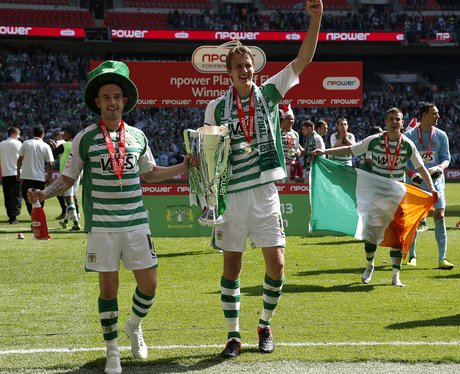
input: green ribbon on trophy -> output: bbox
[184,126,231,226]
[183,129,206,208]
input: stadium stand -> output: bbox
[0,8,94,27]
[399,0,441,10]
[0,0,69,4]
[105,11,168,29]
[123,0,212,9]
[262,0,351,11]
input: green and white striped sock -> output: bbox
[364,241,377,264]
[258,275,284,329]
[221,276,241,342]
[129,287,155,327]
[98,298,118,342]
[390,249,403,276]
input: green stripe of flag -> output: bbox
[311,157,359,236]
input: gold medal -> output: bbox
[244,146,252,155]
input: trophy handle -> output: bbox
[183,129,198,154]
[219,135,231,177]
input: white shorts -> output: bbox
[85,227,157,272]
[212,183,286,252]
[64,175,81,197]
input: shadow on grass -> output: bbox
[159,250,218,258]
[386,314,460,330]
[431,272,460,279]
[300,239,360,246]
[296,265,386,277]
[59,353,227,373]
[238,282,375,296]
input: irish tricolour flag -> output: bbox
[310,157,435,257]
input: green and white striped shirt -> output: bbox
[330,132,356,166]
[63,123,156,232]
[204,64,299,193]
[350,133,423,181]
[281,129,300,161]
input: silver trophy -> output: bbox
[184,126,231,226]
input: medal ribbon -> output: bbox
[384,132,402,175]
[417,126,434,156]
[233,87,255,144]
[99,119,125,182]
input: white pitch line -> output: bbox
[2,341,460,355]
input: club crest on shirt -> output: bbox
[87,253,97,262]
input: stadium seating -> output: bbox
[105,11,168,29]
[123,0,212,9]
[398,0,441,10]
[262,0,351,11]
[0,8,94,26]
[0,0,69,4]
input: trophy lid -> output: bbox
[197,126,229,136]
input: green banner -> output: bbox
[142,183,311,237]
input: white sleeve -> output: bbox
[62,134,84,180]
[262,63,299,97]
[315,134,325,151]
[350,136,375,157]
[204,98,220,126]
[46,145,54,163]
[349,133,356,144]
[330,133,337,147]
[139,146,157,174]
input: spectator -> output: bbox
[0,126,22,223]
[17,125,54,215]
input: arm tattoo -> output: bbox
[44,179,67,199]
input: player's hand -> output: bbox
[430,190,439,203]
[185,153,198,169]
[408,171,423,186]
[306,0,323,16]
[312,149,325,157]
[27,188,43,204]
[428,165,443,180]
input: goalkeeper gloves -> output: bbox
[407,170,422,186]
[428,165,443,180]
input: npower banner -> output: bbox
[90,61,362,108]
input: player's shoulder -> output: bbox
[404,127,417,137]
[74,124,98,143]
[207,95,225,109]
[125,123,144,135]
[401,133,417,147]
[434,126,448,137]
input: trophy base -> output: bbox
[198,209,225,226]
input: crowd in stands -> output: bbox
[162,4,459,33]
[0,49,459,168]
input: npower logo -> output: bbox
[286,33,301,40]
[60,29,75,37]
[192,40,266,73]
[323,77,360,90]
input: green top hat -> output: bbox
[84,60,138,116]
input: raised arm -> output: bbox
[290,0,323,76]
